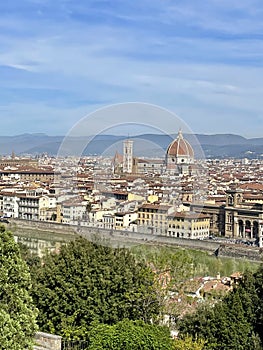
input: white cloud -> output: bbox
[0,0,263,136]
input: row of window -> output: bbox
[140,220,166,226]
[139,214,165,219]
[168,231,209,237]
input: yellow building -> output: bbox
[167,211,210,239]
[137,202,173,235]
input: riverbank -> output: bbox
[6,219,263,262]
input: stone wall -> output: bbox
[10,219,75,235]
[34,332,61,350]
[77,225,221,251]
[9,219,262,261]
[217,244,262,261]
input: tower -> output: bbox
[226,189,243,207]
[123,139,133,173]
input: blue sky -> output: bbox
[1,0,263,137]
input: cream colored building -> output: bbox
[137,202,173,235]
[114,211,138,230]
[39,195,57,221]
[61,197,87,224]
[0,167,55,183]
[167,211,210,239]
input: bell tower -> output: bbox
[123,139,133,173]
[226,189,243,207]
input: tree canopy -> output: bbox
[173,336,205,350]
[30,237,161,338]
[88,319,174,350]
[0,225,38,349]
[87,320,205,350]
[178,268,263,349]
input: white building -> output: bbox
[18,195,40,220]
[61,197,87,224]
[2,194,20,218]
[114,211,138,230]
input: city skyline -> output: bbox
[0,1,263,137]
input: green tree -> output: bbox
[253,264,263,344]
[179,270,262,350]
[88,319,174,350]
[31,237,160,338]
[18,242,41,269]
[132,246,194,289]
[174,336,205,350]
[178,304,216,347]
[213,291,255,350]
[0,225,38,349]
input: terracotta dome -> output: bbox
[166,130,194,158]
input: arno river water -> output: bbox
[4,220,261,261]
[8,221,141,257]
[12,226,76,257]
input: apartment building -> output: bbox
[137,202,173,235]
[1,190,57,220]
[2,193,20,218]
[61,197,87,224]
[114,211,137,230]
[167,211,210,239]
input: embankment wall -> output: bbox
[8,219,262,261]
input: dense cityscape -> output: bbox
[1,131,263,246]
[1,0,263,349]
[1,131,263,349]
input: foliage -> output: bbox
[88,319,174,350]
[253,264,263,345]
[178,266,263,349]
[174,335,205,350]
[18,242,41,268]
[131,245,258,281]
[0,225,38,349]
[131,246,194,286]
[131,245,258,323]
[31,237,161,338]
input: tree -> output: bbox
[178,304,216,347]
[88,319,174,350]
[31,237,160,338]
[213,291,255,350]
[178,269,263,350]
[174,336,205,350]
[252,264,263,344]
[0,225,38,349]
[18,242,41,269]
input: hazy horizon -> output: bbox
[0,131,262,139]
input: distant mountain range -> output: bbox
[0,133,263,159]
